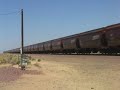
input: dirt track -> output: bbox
[0,54,120,90]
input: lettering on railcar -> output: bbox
[92,35,100,40]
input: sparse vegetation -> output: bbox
[0,54,43,70]
[0,54,19,65]
[34,62,41,68]
[37,59,41,62]
[31,58,35,61]
[0,54,31,65]
[28,57,42,62]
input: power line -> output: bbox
[0,10,20,15]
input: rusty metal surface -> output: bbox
[52,39,62,50]
[38,43,44,51]
[44,41,52,51]
[78,31,103,48]
[62,37,78,49]
[106,27,120,47]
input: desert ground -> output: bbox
[0,54,120,90]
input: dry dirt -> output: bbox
[0,54,120,90]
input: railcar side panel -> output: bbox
[33,44,39,52]
[52,39,63,50]
[78,31,103,48]
[62,36,79,50]
[38,43,44,51]
[106,26,120,47]
[44,41,52,51]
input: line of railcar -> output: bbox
[4,23,120,55]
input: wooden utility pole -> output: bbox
[20,9,25,70]
[21,9,24,55]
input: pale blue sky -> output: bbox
[0,0,120,52]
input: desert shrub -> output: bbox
[37,59,41,62]
[0,54,33,66]
[32,58,35,61]
[27,60,31,65]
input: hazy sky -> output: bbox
[0,0,120,52]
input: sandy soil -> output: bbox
[0,54,120,90]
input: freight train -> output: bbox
[4,23,120,55]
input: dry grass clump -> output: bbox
[28,56,43,62]
[0,54,31,65]
[37,59,41,62]
[0,54,19,65]
[34,62,41,68]
[0,54,43,68]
